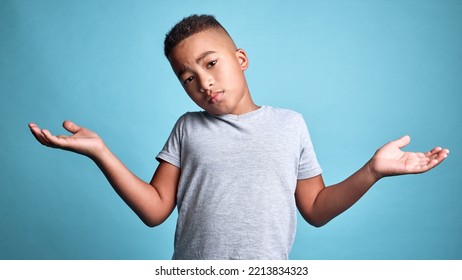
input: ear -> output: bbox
[235,48,249,71]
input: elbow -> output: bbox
[144,220,161,228]
[308,220,328,228]
[140,214,167,228]
[143,218,166,228]
[135,206,173,228]
[301,214,331,228]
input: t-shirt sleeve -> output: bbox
[155,114,185,168]
[297,115,322,180]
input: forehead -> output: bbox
[168,29,235,71]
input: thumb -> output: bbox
[392,135,411,149]
[62,120,81,134]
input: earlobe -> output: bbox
[236,48,248,70]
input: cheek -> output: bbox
[216,67,240,86]
[185,90,204,105]
[224,70,245,89]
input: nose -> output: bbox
[198,74,215,93]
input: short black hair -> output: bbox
[164,14,230,58]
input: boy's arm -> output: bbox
[29,121,179,227]
[295,135,449,227]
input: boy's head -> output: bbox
[164,14,234,58]
[164,15,257,116]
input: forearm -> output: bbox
[310,162,378,226]
[29,121,175,226]
[297,135,449,227]
[91,146,167,227]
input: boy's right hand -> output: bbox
[28,121,106,159]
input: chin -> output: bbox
[203,105,230,116]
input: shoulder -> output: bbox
[264,106,302,117]
[170,111,220,135]
[177,111,205,121]
[174,111,208,126]
[263,106,305,124]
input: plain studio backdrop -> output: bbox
[1,0,460,260]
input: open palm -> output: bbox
[29,121,105,158]
[370,135,449,179]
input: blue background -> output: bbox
[1,0,461,260]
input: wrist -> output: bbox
[365,159,382,182]
[88,142,110,162]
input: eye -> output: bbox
[207,60,217,68]
[183,76,195,85]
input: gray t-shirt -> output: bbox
[156,106,322,259]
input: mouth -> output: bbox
[207,91,224,104]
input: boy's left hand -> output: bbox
[368,135,449,180]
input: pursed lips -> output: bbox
[207,91,224,104]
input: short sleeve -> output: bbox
[155,114,185,168]
[297,115,322,179]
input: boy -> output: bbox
[29,14,449,260]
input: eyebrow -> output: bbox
[177,51,217,78]
[195,51,216,63]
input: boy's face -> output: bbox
[168,29,255,116]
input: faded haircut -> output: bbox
[164,14,231,58]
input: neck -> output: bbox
[231,90,260,115]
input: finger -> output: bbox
[62,120,81,134]
[434,149,449,163]
[419,150,449,172]
[425,147,442,157]
[29,123,52,147]
[421,159,439,172]
[41,129,66,148]
[392,135,411,149]
[426,147,450,161]
[28,122,41,132]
